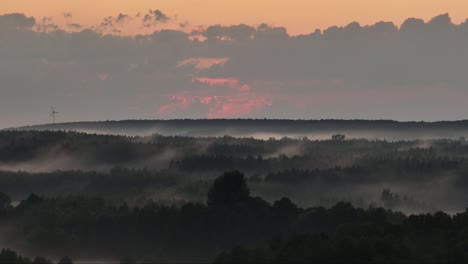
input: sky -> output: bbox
[1,1,468,127]
[2,0,468,35]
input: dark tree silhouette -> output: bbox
[0,249,21,264]
[32,256,53,264]
[332,134,346,141]
[120,256,137,264]
[207,171,251,206]
[58,256,73,264]
[0,192,11,210]
[272,197,299,224]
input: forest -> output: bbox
[1,129,468,262]
[1,171,468,263]
[1,130,468,210]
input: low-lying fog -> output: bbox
[1,127,468,214]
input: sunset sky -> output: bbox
[2,0,468,34]
[1,1,468,127]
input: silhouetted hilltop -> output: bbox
[11,119,468,140]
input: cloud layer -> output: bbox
[1,13,468,127]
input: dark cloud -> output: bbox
[36,17,60,32]
[0,13,35,31]
[63,12,84,31]
[1,13,468,127]
[68,23,83,30]
[98,13,131,33]
[143,9,170,27]
[100,16,114,29]
[179,22,189,28]
[400,17,426,35]
[116,13,129,23]
[428,13,453,30]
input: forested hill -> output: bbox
[11,119,468,139]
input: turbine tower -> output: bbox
[50,106,58,124]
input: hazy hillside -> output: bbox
[13,119,468,140]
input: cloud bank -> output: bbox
[1,13,468,127]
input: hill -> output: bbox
[12,119,468,140]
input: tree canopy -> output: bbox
[207,171,251,206]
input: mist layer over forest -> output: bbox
[1,129,468,212]
[2,125,468,262]
[16,119,468,140]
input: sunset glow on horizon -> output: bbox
[2,0,468,34]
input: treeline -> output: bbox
[2,130,468,170]
[1,157,465,200]
[2,130,468,174]
[1,171,468,263]
[3,130,468,213]
[0,249,71,264]
[17,119,468,138]
[215,213,468,264]
[0,168,181,198]
[0,171,403,262]
[216,209,468,263]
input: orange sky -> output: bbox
[2,0,468,34]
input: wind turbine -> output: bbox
[50,106,59,124]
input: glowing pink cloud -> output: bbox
[177,57,229,70]
[192,77,252,91]
[193,77,239,87]
[238,85,251,92]
[200,96,213,105]
[159,93,192,113]
[159,77,271,118]
[207,94,272,118]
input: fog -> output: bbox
[1,128,468,214]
